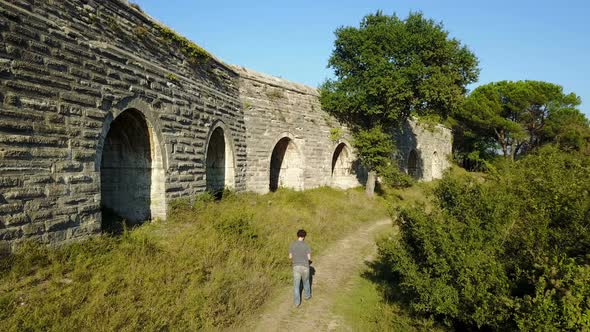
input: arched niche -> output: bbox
[331,142,357,189]
[205,124,236,196]
[269,136,303,192]
[408,149,421,179]
[431,151,443,179]
[98,108,166,230]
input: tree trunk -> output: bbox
[365,171,376,197]
[495,128,509,159]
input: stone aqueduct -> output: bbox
[0,0,451,250]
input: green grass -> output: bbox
[331,183,446,332]
[0,187,387,331]
[332,272,444,332]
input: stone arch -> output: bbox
[96,97,168,171]
[269,134,304,192]
[204,121,236,195]
[331,141,356,189]
[97,106,167,229]
[408,149,420,179]
[431,151,442,179]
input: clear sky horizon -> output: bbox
[133,0,590,117]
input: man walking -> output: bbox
[289,229,312,307]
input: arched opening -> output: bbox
[408,149,420,179]
[100,109,166,232]
[331,143,356,189]
[269,137,303,192]
[205,126,235,196]
[431,151,442,179]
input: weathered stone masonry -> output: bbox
[0,0,451,250]
[0,0,247,250]
[396,119,452,182]
[234,66,363,194]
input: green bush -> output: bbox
[376,146,590,330]
[376,162,414,188]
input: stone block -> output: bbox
[60,92,96,107]
[5,80,56,97]
[22,222,45,235]
[0,119,33,133]
[0,202,23,215]
[68,174,95,184]
[70,183,99,194]
[78,203,100,214]
[43,230,67,243]
[4,189,44,200]
[44,184,70,198]
[3,212,30,226]
[0,134,67,147]
[3,32,27,46]
[24,175,54,185]
[45,216,72,232]
[0,229,22,242]
[72,150,96,162]
[54,161,83,172]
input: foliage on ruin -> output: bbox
[165,73,178,82]
[328,127,343,142]
[242,101,253,109]
[0,188,387,331]
[373,146,590,330]
[128,2,143,13]
[413,114,446,133]
[320,11,479,190]
[352,126,395,173]
[132,25,148,39]
[265,88,285,101]
[156,25,211,65]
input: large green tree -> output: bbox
[542,107,590,152]
[454,80,584,160]
[320,11,479,193]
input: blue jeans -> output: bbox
[293,265,311,305]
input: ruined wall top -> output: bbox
[231,65,319,97]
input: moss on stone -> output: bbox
[155,25,211,65]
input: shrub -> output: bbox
[376,147,590,329]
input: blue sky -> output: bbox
[133,0,590,116]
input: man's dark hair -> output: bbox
[297,229,307,238]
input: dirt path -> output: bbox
[248,218,392,332]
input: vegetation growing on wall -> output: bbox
[132,25,148,39]
[329,127,343,142]
[320,11,479,194]
[265,88,285,101]
[129,2,143,12]
[165,73,178,82]
[155,25,211,65]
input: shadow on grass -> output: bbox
[362,258,407,306]
[362,258,489,332]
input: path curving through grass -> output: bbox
[246,218,392,332]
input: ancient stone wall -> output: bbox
[0,0,247,251]
[0,0,452,250]
[395,119,453,181]
[233,66,363,193]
